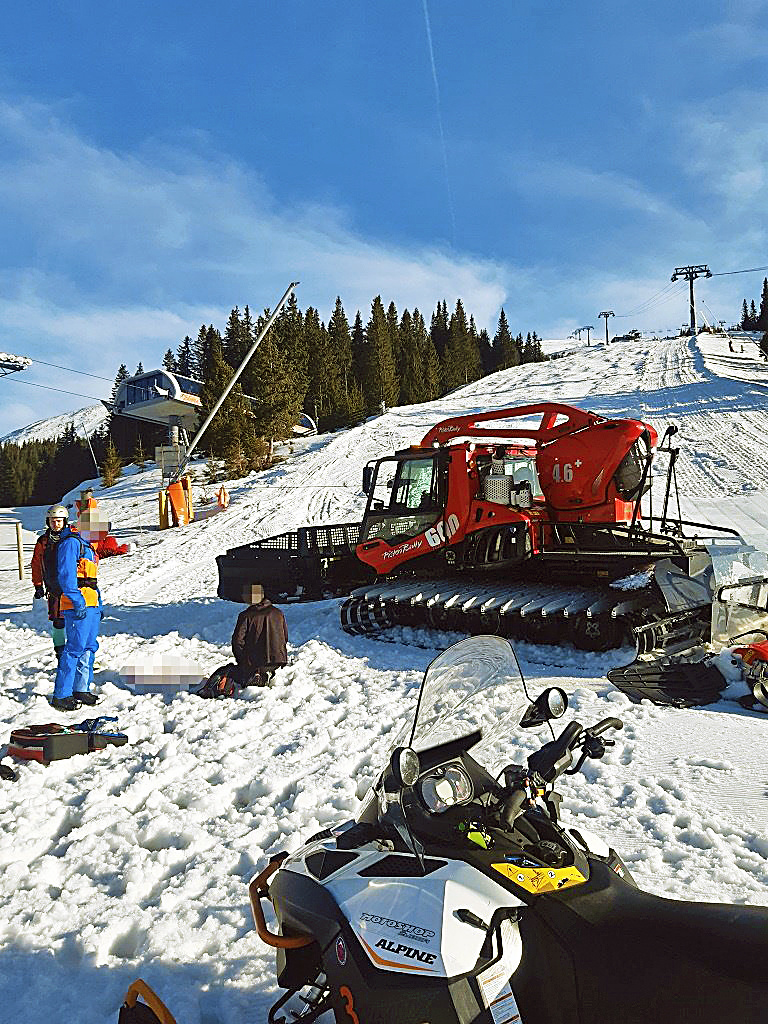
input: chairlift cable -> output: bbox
[710,265,768,277]
[0,375,105,401]
[25,358,114,382]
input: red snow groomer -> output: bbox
[217,402,768,702]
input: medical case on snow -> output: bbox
[8,719,128,765]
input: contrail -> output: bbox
[422,0,457,247]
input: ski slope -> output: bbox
[1,332,767,1024]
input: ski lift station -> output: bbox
[111,370,203,438]
[110,369,316,443]
[0,351,32,377]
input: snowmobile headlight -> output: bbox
[419,764,473,814]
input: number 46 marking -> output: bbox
[552,463,574,483]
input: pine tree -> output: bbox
[101,438,123,488]
[741,299,750,330]
[274,293,307,383]
[135,362,144,375]
[386,300,401,384]
[106,364,130,440]
[223,306,247,370]
[111,364,129,401]
[492,309,520,369]
[415,309,441,401]
[467,315,483,381]
[240,305,256,376]
[362,296,398,413]
[247,325,305,464]
[193,326,210,381]
[303,307,333,427]
[430,300,450,359]
[531,331,544,362]
[398,309,422,405]
[162,349,176,371]
[757,278,768,333]
[326,297,356,427]
[176,336,194,377]
[197,330,249,461]
[442,300,470,392]
[477,328,494,374]
[749,300,759,330]
[351,311,366,391]
[522,331,533,363]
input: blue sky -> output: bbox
[1,1,767,435]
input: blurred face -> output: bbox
[49,516,66,531]
[78,511,109,543]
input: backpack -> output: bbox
[195,663,239,699]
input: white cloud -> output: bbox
[689,16,768,61]
[680,92,768,222]
[0,97,519,433]
[503,155,688,224]
[0,98,508,327]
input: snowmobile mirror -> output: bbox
[390,746,421,787]
[519,687,568,728]
[362,462,376,494]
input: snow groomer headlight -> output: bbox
[419,764,473,813]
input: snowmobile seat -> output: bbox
[523,861,768,1021]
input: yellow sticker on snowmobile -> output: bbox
[492,862,587,893]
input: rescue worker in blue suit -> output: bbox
[50,524,102,711]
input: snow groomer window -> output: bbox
[390,456,440,513]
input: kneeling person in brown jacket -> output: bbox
[232,584,288,687]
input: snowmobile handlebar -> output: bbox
[527,720,584,783]
[499,717,623,826]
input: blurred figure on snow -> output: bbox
[49,518,103,711]
[78,506,129,557]
[231,584,288,687]
[31,504,70,660]
[74,487,97,516]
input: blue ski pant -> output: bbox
[53,607,101,698]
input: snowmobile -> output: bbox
[608,549,768,707]
[118,979,176,1023]
[251,635,768,1023]
[216,402,748,663]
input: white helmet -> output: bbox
[46,504,69,529]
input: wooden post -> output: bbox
[15,521,24,579]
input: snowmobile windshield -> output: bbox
[395,636,538,775]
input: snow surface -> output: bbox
[1,332,768,1023]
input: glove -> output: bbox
[34,586,45,600]
[73,606,87,620]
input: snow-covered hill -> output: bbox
[1,332,767,1023]
[0,403,107,445]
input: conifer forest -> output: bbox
[0,295,547,506]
